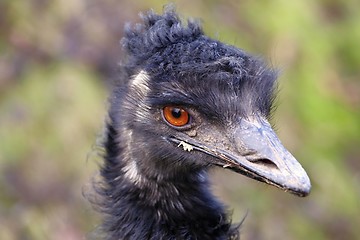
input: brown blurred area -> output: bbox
[1,0,359,239]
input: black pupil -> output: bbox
[171,108,182,118]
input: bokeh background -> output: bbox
[1,0,359,239]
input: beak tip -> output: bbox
[289,175,312,197]
[297,184,311,197]
[301,179,312,197]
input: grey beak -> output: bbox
[168,115,311,197]
[230,116,311,196]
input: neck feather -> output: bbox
[98,123,239,239]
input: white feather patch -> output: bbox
[178,141,194,152]
[123,160,143,184]
[130,70,150,95]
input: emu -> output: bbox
[97,8,311,240]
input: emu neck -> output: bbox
[100,126,238,239]
[103,166,234,239]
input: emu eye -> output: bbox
[162,106,190,127]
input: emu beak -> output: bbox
[169,116,311,197]
[226,116,311,197]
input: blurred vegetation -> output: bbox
[0,0,359,239]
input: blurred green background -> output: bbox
[1,0,359,239]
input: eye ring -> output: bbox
[162,106,190,128]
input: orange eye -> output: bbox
[163,106,190,127]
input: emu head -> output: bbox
[109,9,311,197]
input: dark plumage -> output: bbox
[97,8,311,240]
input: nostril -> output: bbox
[248,158,279,169]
